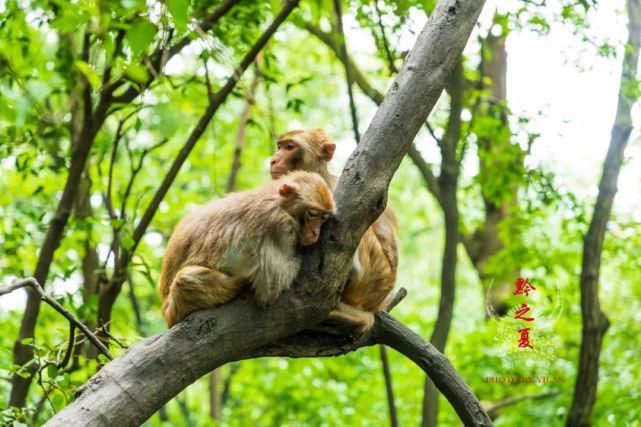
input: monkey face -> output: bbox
[299,209,331,246]
[270,130,336,179]
[270,138,303,179]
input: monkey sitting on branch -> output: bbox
[271,128,399,331]
[159,171,336,327]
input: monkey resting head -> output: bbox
[270,128,400,332]
[159,171,335,327]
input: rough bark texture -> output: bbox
[566,0,641,425]
[45,1,488,425]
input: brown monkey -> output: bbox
[159,171,335,327]
[271,129,399,330]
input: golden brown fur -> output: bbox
[271,129,399,330]
[160,171,335,327]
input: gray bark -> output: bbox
[45,1,488,425]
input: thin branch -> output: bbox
[333,0,361,142]
[120,137,170,220]
[486,391,559,420]
[98,325,128,349]
[385,287,407,312]
[372,0,398,74]
[227,62,261,193]
[112,0,243,104]
[57,325,76,369]
[1,278,112,360]
[203,57,214,100]
[379,344,399,427]
[406,145,442,205]
[424,121,443,147]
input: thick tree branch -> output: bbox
[304,21,443,203]
[45,2,488,425]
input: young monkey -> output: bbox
[271,129,399,331]
[159,171,335,327]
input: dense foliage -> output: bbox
[1,0,639,425]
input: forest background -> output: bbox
[1,0,640,425]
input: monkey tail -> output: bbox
[162,266,243,327]
[327,302,375,332]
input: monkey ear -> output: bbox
[321,143,336,161]
[279,183,297,197]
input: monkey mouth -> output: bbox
[271,170,288,179]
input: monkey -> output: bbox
[159,171,336,327]
[270,129,399,330]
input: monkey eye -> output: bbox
[307,209,320,217]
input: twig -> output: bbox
[57,324,76,369]
[385,287,407,312]
[379,344,399,427]
[333,0,360,143]
[227,62,261,193]
[33,346,56,415]
[1,278,113,360]
[485,391,559,420]
[98,324,128,349]
[372,0,398,74]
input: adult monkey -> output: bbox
[271,128,399,330]
[160,171,335,327]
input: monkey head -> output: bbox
[276,171,335,246]
[270,129,336,179]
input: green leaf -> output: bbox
[121,234,136,250]
[125,63,150,84]
[126,20,157,57]
[167,0,189,32]
[47,364,58,379]
[74,60,101,91]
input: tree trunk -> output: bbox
[45,2,488,425]
[462,27,523,317]
[10,86,109,408]
[566,1,641,425]
[422,60,464,427]
[209,368,222,420]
